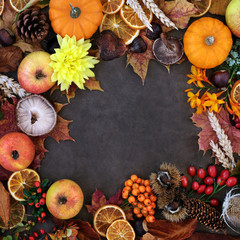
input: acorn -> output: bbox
[210,70,230,88]
[129,36,147,53]
[0,28,16,47]
[146,22,162,40]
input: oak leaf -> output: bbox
[187,232,240,240]
[0,182,10,227]
[0,98,74,178]
[86,189,133,220]
[208,0,231,15]
[145,218,197,240]
[127,31,155,85]
[192,108,240,155]
[0,46,23,72]
[162,0,198,29]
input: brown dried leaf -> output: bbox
[141,233,159,240]
[0,182,10,227]
[162,0,198,29]
[187,232,240,240]
[146,218,197,240]
[0,0,16,30]
[127,31,155,85]
[84,77,104,92]
[209,0,231,15]
[13,38,43,53]
[0,46,23,72]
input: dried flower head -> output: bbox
[49,35,99,92]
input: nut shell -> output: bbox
[153,36,184,65]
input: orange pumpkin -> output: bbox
[49,0,103,40]
[183,17,233,69]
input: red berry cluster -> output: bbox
[181,165,237,206]
[22,179,49,223]
[24,229,45,240]
[233,116,240,128]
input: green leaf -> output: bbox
[0,111,4,121]
[41,179,49,188]
[38,0,50,5]
[23,189,31,197]
[16,222,24,227]
[29,187,37,192]
[20,201,27,205]
[3,236,12,240]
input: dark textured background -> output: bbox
[37,14,239,237]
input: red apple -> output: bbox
[226,0,240,37]
[46,179,84,219]
[0,132,35,172]
[17,51,55,94]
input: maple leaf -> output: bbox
[127,31,155,85]
[0,182,10,227]
[162,0,198,29]
[86,189,133,220]
[0,98,74,176]
[192,108,240,156]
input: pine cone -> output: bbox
[16,8,49,43]
[183,198,226,231]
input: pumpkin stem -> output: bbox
[70,3,81,18]
[205,36,214,46]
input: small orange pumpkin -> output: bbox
[49,0,103,40]
[183,17,233,69]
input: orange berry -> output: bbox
[146,216,151,222]
[141,179,145,185]
[137,203,144,209]
[124,180,128,187]
[132,183,139,189]
[136,178,142,184]
[122,189,129,196]
[150,194,157,202]
[126,179,133,187]
[133,207,141,215]
[147,205,154,211]
[151,202,156,209]
[148,210,155,216]
[144,192,150,199]
[136,213,143,218]
[144,180,150,186]
[123,186,131,192]
[145,185,152,193]
[122,193,128,199]
[128,196,135,204]
[131,174,138,182]
[144,199,152,206]
[141,209,148,216]
[148,215,155,223]
[132,188,140,196]
[139,185,146,193]
[138,194,145,202]
[132,201,137,207]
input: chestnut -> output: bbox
[129,36,147,53]
[166,200,182,214]
[0,28,15,47]
[157,171,171,188]
[210,70,230,88]
[146,22,162,40]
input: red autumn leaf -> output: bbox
[0,182,10,227]
[192,108,240,155]
[84,77,104,92]
[146,218,197,240]
[187,232,240,240]
[127,31,155,85]
[74,220,100,240]
[86,189,133,220]
[162,0,198,29]
[0,98,74,176]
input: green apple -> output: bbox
[226,0,240,37]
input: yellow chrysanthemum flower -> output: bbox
[49,35,99,92]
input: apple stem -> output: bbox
[59,196,67,205]
[35,70,47,80]
[12,150,19,160]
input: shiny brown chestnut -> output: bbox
[146,22,162,40]
[210,70,230,88]
[0,28,15,47]
[129,36,147,53]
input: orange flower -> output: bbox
[187,91,201,108]
[203,92,225,113]
[226,97,240,119]
[187,65,212,87]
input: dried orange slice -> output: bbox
[8,169,40,201]
[189,0,212,17]
[0,0,4,16]
[106,219,135,240]
[9,0,32,12]
[0,198,25,229]
[93,205,126,237]
[120,4,153,30]
[100,13,140,45]
[101,0,125,14]
[231,80,240,104]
